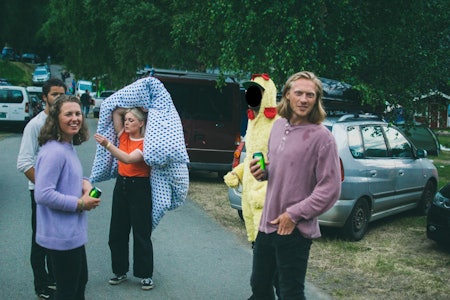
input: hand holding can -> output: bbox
[253,152,266,170]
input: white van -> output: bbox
[26,86,43,100]
[0,86,33,128]
[75,80,95,98]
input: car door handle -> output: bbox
[370,170,377,177]
[215,123,224,128]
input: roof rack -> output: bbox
[150,68,239,83]
[336,113,384,122]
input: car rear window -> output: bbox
[0,89,24,104]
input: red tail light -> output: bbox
[25,102,29,113]
[340,158,344,182]
[232,141,245,168]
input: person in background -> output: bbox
[248,71,341,299]
[34,94,100,299]
[71,79,76,95]
[80,90,91,118]
[94,107,154,291]
[17,78,67,300]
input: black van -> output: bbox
[153,69,243,176]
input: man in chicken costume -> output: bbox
[224,73,278,244]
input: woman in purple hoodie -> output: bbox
[35,95,101,299]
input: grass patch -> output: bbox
[0,60,33,86]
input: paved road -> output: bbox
[0,118,332,299]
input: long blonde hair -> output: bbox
[277,71,326,124]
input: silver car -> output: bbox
[32,67,51,86]
[92,90,116,118]
[228,114,439,240]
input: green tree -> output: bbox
[0,0,49,57]
[171,0,449,119]
[35,0,448,116]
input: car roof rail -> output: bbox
[336,113,384,122]
[151,68,239,83]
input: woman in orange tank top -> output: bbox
[94,107,154,290]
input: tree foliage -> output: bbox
[1,0,448,119]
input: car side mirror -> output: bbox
[416,149,427,158]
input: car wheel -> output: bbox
[417,181,436,215]
[237,209,244,221]
[342,199,370,241]
[94,112,99,118]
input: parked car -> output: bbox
[29,95,43,117]
[0,78,12,86]
[93,90,116,118]
[32,67,51,85]
[21,53,40,63]
[153,69,243,176]
[0,85,33,128]
[1,46,18,61]
[427,183,450,248]
[26,86,44,113]
[26,86,43,100]
[228,114,438,240]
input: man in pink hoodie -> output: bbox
[248,71,341,300]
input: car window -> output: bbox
[347,125,364,158]
[197,85,232,121]
[79,83,92,91]
[163,81,233,121]
[384,126,413,158]
[361,125,388,157]
[0,89,24,104]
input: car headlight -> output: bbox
[433,192,450,209]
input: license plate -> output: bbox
[0,112,6,118]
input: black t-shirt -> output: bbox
[80,93,91,106]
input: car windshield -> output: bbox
[34,69,48,75]
[80,84,92,91]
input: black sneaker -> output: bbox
[108,274,127,285]
[47,283,56,291]
[36,287,54,299]
[141,278,154,290]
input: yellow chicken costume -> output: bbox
[224,73,279,243]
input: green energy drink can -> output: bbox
[89,187,102,198]
[253,152,266,170]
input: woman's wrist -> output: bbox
[105,142,111,150]
[77,198,85,212]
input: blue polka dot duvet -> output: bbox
[90,76,190,230]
